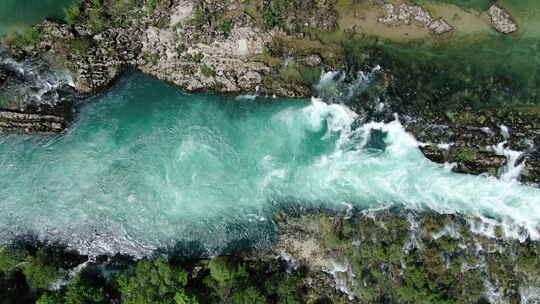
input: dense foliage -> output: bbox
[2,210,540,304]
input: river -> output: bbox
[0,0,75,36]
[0,73,538,257]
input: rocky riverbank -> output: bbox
[1,0,537,184]
[1,208,539,303]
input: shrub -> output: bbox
[262,0,288,29]
[115,258,198,304]
[219,19,233,37]
[191,53,204,63]
[191,7,207,27]
[63,275,106,304]
[201,65,216,78]
[147,0,160,12]
[204,257,249,301]
[70,37,93,55]
[37,293,63,304]
[231,286,267,304]
[88,9,110,33]
[14,27,43,47]
[64,2,82,25]
[176,44,186,55]
[0,246,21,275]
[22,248,64,290]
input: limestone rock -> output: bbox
[488,5,518,34]
[300,54,323,67]
[378,2,453,35]
[428,18,453,35]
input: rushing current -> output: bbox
[1,73,539,257]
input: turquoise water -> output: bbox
[0,74,539,257]
[0,0,75,35]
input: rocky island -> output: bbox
[0,0,539,303]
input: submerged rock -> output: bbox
[428,18,453,35]
[378,2,453,35]
[488,5,518,34]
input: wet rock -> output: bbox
[275,210,540,303]
[428,18,453,35]
[300,54,323,67]
[522,151,540,185]
[0,110,66,133]
[488,5,518,34]
[378,2,453,35]
[420,145,447,163]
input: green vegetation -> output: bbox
[176,44,186,55]
[455,147,479,162]
[411,0,493,11]
[64,1,82,25]
[1,211,540,304]
[191,53,204,64]
[201,65,216,78]
[218,19,233,37]
[12,27,43,47]
[116,258,197,304]
[191,7,207,27]
[22,248,65,289]
[70,37,94,55]
[147,0,161,12]
[262,0,289,29]
[88,8,110,33]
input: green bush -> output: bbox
[176,44,186,55]
[201,65,216,78]
[37,293,64,304]
[0,246,21,275]
[115,258,198,304]
[191,8,207,27]
[14,27,43,47]
[219,19,233,37]
[63,274,106,304]
[191,53,204,63]
[88,9,110,33]
[22,248,64,290]
[64,2,82,25]
[70,37,93,55]
[231,286,267,304]
[262,0,288,29]
[147,0,160,12]
[204,257,249,300]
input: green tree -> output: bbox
[231,286,267,304]
[22,248,64,290]
[37,293,63,304]
[64,2,82,25]
[0,246,21,276]
[116,258,198,304]
[204,257,249,301]
[63,274,106,304]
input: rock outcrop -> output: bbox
[378,3,454,35]
[488,4,518,34]
[0,110,66,133]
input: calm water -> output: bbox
[0,0,75,35]
[0,74,538,257]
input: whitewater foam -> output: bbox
[0,74,539,257]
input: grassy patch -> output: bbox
[262,0,289,29]
[201,64,216,78]
[218,19,233,37]
[411,0,493,11]
[64,1,82,25]
[455,147,479,162]
[191,53,204,63]
[13,27,43,47]
[70,37,93,55]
